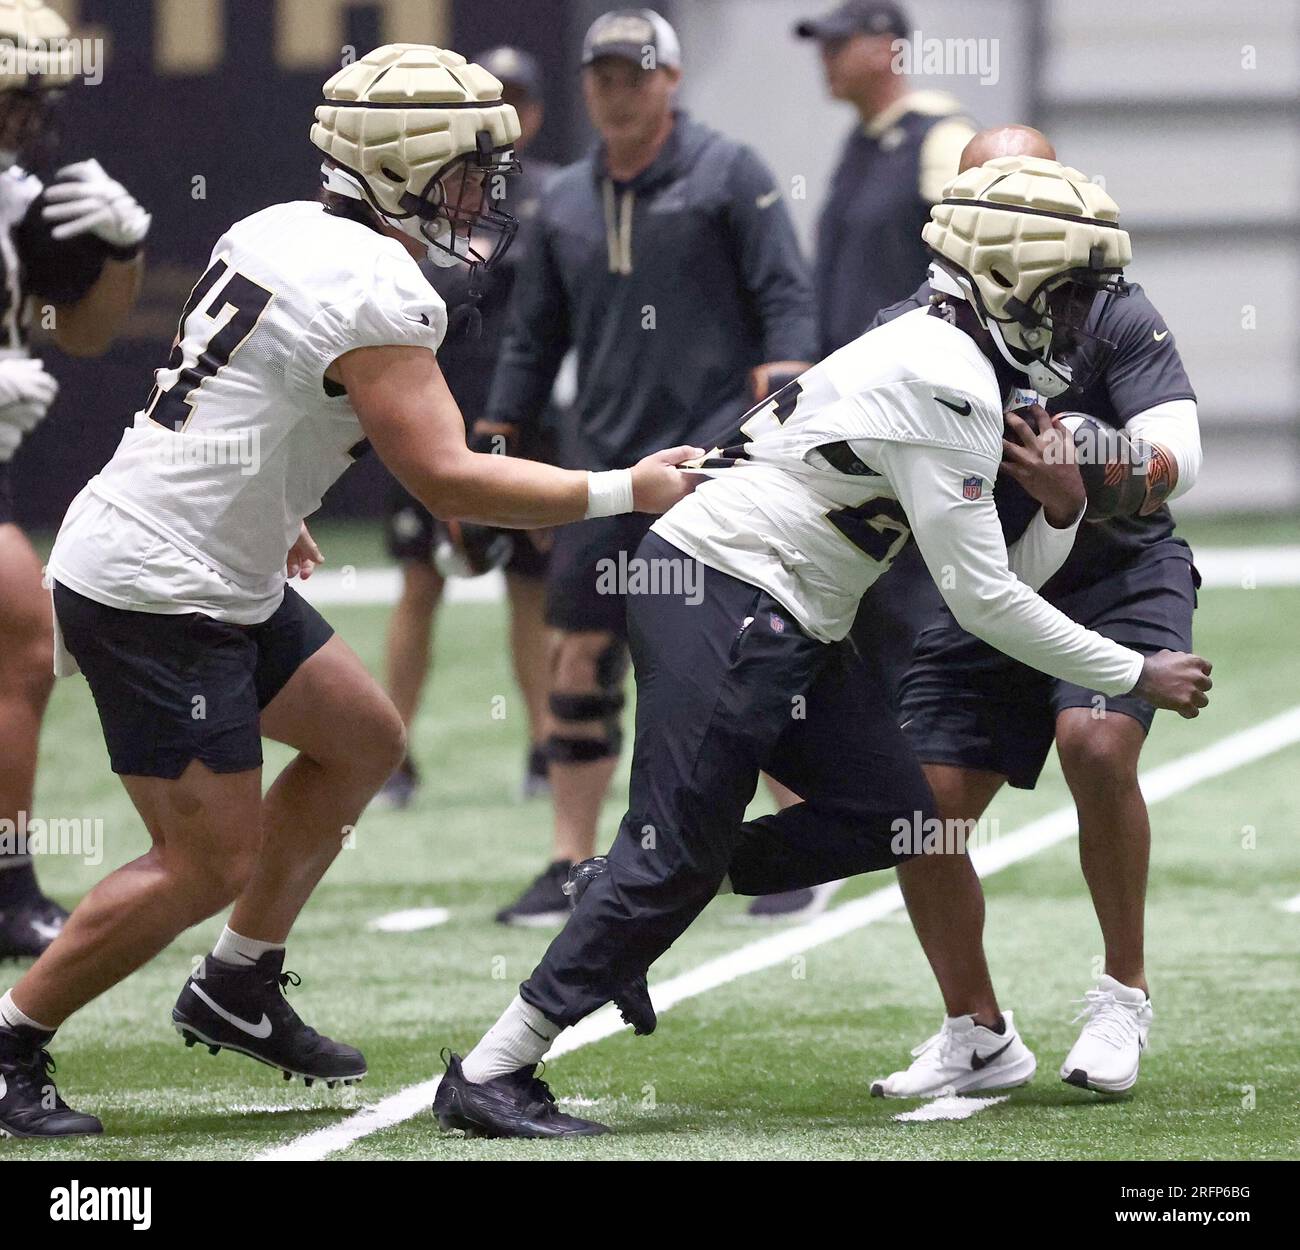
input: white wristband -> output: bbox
[584,468,635,519]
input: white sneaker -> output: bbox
[1059,975,1152,1094]
[871,1010,1037,1099]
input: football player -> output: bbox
[0,43,698,1138]
[434,156,1212,1138]
[0,0,149,961]
[869,126,1204,1099]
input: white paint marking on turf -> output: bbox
[368,907,451,933]
[1280,893,1300,914]
[259,706,1300,1162]
[293,547,1300,609]
[893,1094,1009,1123]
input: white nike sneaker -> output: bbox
[871,1010,1037,1098]
[1060,975,1152,1094]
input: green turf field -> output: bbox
[6,520,1299,1161]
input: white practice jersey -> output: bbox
[50,201,446,623]
[655,307,1145,697]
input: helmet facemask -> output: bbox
[397,130,521,275]
[995,257,1129,397]
[0,85,62,171]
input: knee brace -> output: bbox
[546,641,629,764]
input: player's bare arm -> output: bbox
[336,342,702,527]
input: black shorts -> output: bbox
[384,483,550,579]
[898,552,1199,790]
[0,463,14,526]
[53,582,334,779]
[545,512,655,636]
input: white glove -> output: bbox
[41,158,151,249]
[0,358,59,463]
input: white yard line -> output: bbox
[367,907,450,932]
[1280,894,1300,914]
[294,545,1300,609]
[258,705,1300,1162]
[893,1094,1009,1123]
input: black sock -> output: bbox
[0,861,40,906]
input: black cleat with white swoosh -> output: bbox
[172,951,366,1087]
[0,895,70,961]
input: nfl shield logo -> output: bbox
[962,475,984,500]
[770,613,786,634]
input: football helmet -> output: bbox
[0,0,76,170]
[923,155,1132,397]
[310,43,522,273]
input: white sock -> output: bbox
[0,989,55,1036]
[211,925,284,967]
[462,994,560,1084]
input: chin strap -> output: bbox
[320,162,367,201]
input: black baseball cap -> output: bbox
[794,1,909,41]
[479,46,543,98]
[581,8,682,70]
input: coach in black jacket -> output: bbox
[484,8,817,926]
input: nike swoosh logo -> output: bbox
[406,312,432,327]
[188,983,273,1039]
[30,919,62,942]
[971,1038,1015,1070]
[936,395,972,416]
[755,189,782,210]
[1153,329,1169,342]
[0,1073,7,1102]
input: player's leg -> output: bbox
[895,764,1006,1025]
[173,594,400,1086]
[1,582,273,1136]
[869,621,1057,1097]
[1052,706,1154,1093]
[377,489,447,808]
[1,758,262,1138]
[1047,558,1195,1093]
[504,567,552,797]
[437,539,828,1137]
[1047,557,1195,1093]
[495,515,646,927]
[0,522,67,960]
[1057,709,1151,993]
[747,542,945,920]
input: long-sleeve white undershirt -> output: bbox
[851,436,1145,696]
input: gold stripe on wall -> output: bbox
[276,0,450,71]
[155,0,223,75]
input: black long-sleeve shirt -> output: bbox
[486,111,817,471]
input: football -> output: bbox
[1056,411,1149,520]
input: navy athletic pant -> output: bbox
[521,533,935,1029]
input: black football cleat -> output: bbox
[433,1052,608,1139]
[494,859,572,927]
[563,857,657,1036]
[0,895,70,961]
[172,951,366,1087]
[0,1026,102,1138]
